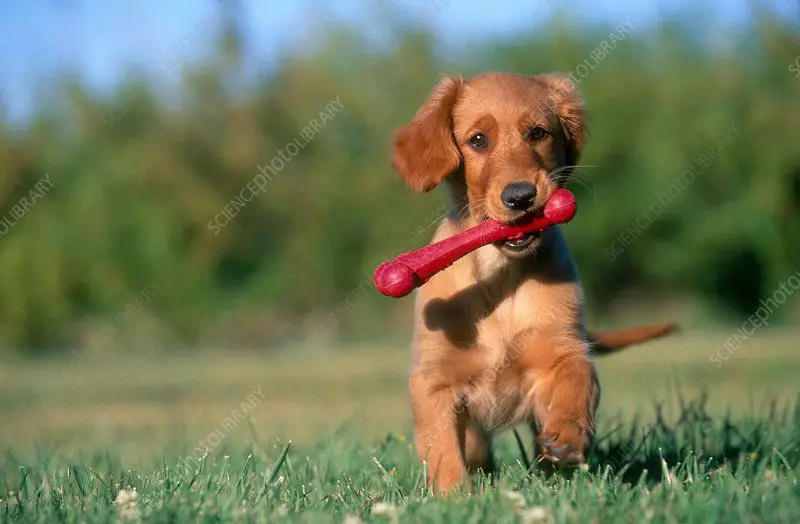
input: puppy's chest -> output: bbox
[473,276,555,357]
[462,292,545,430]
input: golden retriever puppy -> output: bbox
[391,72,676,492]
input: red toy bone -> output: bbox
[374,188,577,298]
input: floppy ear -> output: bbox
[537,73,588,168]
[391,76,463,193]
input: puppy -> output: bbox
[390,72,676,492]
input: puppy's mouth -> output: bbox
[484,207,547,256]
[501,230,541,251]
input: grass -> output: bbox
[1,329,799,522]
[2,400,799,522]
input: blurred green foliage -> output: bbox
[0,11,797,353]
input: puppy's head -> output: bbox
[392,72,587,258]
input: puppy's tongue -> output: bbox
[507,232,525,240]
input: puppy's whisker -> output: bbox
[431,208,453,223]
[566,172,598,189]
[567,180,600,208]
[549,165,599,179]
[455,201,473,221]
[550,166,597,182]
[551,168,600,207]
[555,172,594,186]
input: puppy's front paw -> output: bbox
[536,420,593,466]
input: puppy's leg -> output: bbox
[463,418,495,476]
[410,371,467,493]
[529,339,599,467]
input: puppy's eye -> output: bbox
[527,127,548,141]
[468,133,489,151]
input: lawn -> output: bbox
[1,329,798,522]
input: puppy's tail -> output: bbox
[587,322,678,356]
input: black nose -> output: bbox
[500,182,537,210]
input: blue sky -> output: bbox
[0,0,795,122]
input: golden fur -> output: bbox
[391,72,677,493]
